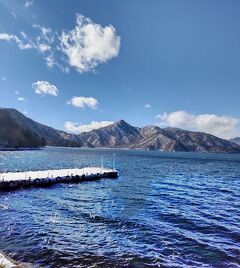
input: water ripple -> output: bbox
[0,148,240,267]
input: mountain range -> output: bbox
[0,108,240,153]
[230,137,240,145]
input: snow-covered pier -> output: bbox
[0,167,118,191]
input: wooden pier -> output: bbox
[0,167,118,191]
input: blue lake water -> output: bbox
[0,147,240,268]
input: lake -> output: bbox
[0,147,239,267]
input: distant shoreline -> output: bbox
[45,146,240,154]
[1,145,240,154]
[0,147,43,152]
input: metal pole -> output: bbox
[113,153,116,170]
[101,156,104,168]
[113,145,116,170]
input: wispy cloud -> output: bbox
[32,81,58,96]
[24,0,33,8]
[32,24,54,44]
[0,14,120,74]
[64,121,113,133]
[67,96,99,109]
[17,97,26,101]
[156,110,240,139]
[145,104,151,108]
[1,76,6,82]
[11,12,17,19]
[0,30,52,52]
[14,90,20,95]
[0,32,33,49]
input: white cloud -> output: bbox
[32,81,58,96]
[0,32,29,49]
[24,0,33,8]
[0,31,51,52]
[37,43,51,53]
[64,120,113,133]
[1,76,6,82]
[0,14,120,73]
[44,53,69,73]
[45,54,55,69]
[0,33,17,42]
[145,104,151,108]
[60,14,121,73]
[156,110,240,139]
[0,24,53,60]
[11,12,17,19]
[33,24,54,44]
[14,90,20,95]
[23,111,28,115]
[20,31,27,39]
[17,97,26,101]
[67,96,98,109]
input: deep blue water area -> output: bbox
[0,147,239,267]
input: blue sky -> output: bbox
[0,0,240,139]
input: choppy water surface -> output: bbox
[0,147,240,268]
